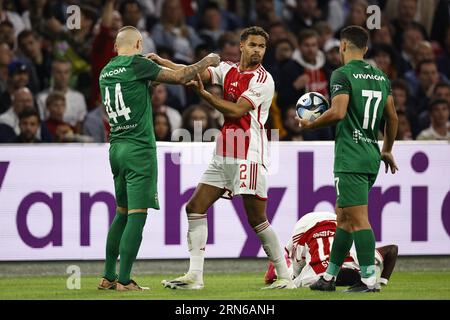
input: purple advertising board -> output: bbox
[0,141,449,260]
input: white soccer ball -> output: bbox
[296,92,330,121]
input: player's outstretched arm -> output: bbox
[376,244,398,285]
[188,74,253,118]
[381,95,399,174]
[148,53,212,84]
[153,53,219,85]
[296,94,349,129]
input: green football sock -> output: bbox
[103,211,128,281]
[353,229,376,279]
[326,228,354,277]
[118,212,147,285]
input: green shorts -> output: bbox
[334,172,377,208]
[109,143,159,210]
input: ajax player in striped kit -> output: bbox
[151,26,294,290]
[264,211,398,289]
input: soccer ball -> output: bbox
[296,92,329,121]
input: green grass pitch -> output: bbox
[1,271,450,300]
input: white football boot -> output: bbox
[261,278,296,290]
[161,273,204,290]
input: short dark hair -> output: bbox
[274,38,295,50]
[46,91,66,108]
[18,30,38,45]
[340,25,369,49]
[18,107,40,122]
[434,82,450,94]
[416,59,437,73]
[391,79,410,95]
[428,98,449,112]
[218,32,239,50]
[240,26,269,44]
[119,0,141,15]
[298,29,319,44]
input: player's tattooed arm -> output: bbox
[188,74,252,118]
[150,53,216,84]
[297,94,349,129]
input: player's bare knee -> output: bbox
[186,200,205,215]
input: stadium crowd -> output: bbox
[0,0,448,143]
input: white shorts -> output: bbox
[200,156,267,200]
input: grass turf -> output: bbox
[1,271,450,300]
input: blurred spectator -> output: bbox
[431,0,450,48]
[292,29,329,99]
[287,0,321,33]
[314,21,333,50]
[0,87,33,134]
[119,0,155,54]
[416,99,450,140]
[217,31,240,62]
[403,41,436,92]
[0,41,12,103]
[396,111,413,140]
[198,2,225,51]
[391,79,413,115]
[335,0,368,38]
[263,22,296,74]
[271,38,295,86]
[0,20,15,49]
[370,19,394,46]
[390,0,428,51]
[249,0,280,31]
[433,82,450,105]
[437,26,450,79]
[398,24,425,75]
[153,111,172,141]
[17,30,52,92]
[0,0,25,36]
[83,104,109,143]
[13,107,42,143]
[370,44,398,80]
[44,91,73,140]
[152,0,203,63]
[151,84,182,130]
[180,104,217,142]
[0,60,31,113]
[90,0,122,108]
[37,59,87,132]
[323,38,341,78]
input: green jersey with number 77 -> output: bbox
[330,59,392,174]
[99,54,161,147]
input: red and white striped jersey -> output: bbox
[207,61,274,166]
[286,212,340,276]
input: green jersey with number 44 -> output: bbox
[99,54,161,147]
[330,59,392,174]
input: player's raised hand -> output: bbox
[146,53,164,65]
[187,74,206,95]
[295,115,313,129]
[205,53,220,67]
[381,152,399,174]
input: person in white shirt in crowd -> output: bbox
[37,58,87,133]
[416,99,450,140]
[151,83,182,131]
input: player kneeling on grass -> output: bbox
[264,211,398,289]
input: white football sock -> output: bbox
[255,221,291,280]
[187,213,207,279]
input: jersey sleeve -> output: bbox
[132,55,162,81]
[208,61,235,87]
[330,69,351,98]
[240,75,275,110]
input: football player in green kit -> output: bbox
[297,26,399,293]
[97,26,220,291]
